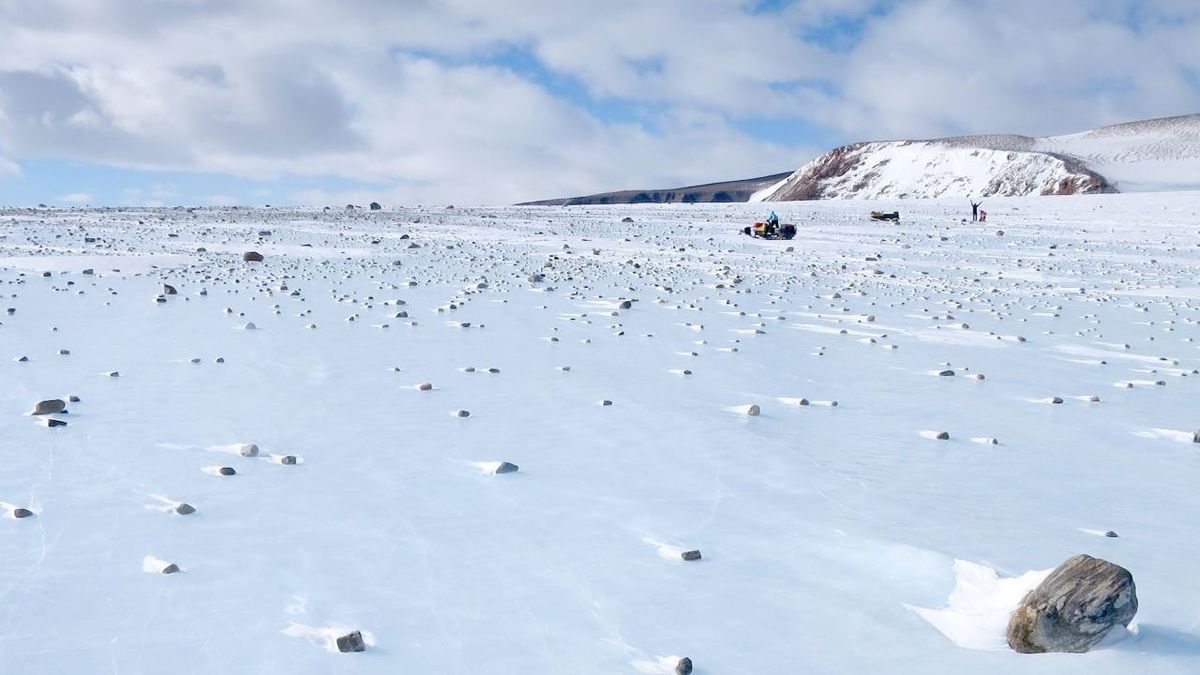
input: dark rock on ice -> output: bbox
[32,399,66,415]
[337,631,366,652]
[1006,554,1137,654]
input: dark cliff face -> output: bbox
[767,144,867,201]
[516,172,792,206]
[1040,155,1114,195]
[1041,174,1112,195]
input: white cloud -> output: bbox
[822,0,1200,139]
[58,192,93,202]
[0,0,1195,203]
[0,156,18,179]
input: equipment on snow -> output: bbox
[742,220,796,240]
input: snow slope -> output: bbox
[759,114,1200,201]
[1037,114,1200,192]
[758,141,1107,201]
[1,196,1200,673]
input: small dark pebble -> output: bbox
[495,462,519,474]
[1105,531,1119,538]
[681,550,702,561]
[161,563,181,574]
[218,467,236,476]
[676,657,693,675]
[935,431,950,440]
[281,455,298,465]
[175,503,196,515]
[12,508,33,519]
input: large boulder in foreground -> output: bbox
[1006,554,1137,653]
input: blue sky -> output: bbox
[0,0,1196,205]
[0,158,391,208]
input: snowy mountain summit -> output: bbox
[756,114,1200,201]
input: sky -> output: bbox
[0,0,1197,206]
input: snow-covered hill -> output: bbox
[758,114,1200,201]
[757,142,1110,201]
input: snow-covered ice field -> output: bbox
[1,193,1199,673]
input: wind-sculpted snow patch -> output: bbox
[908,560,1054,651]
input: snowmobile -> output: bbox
[742,221,796,240]
[870,211,900,222]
